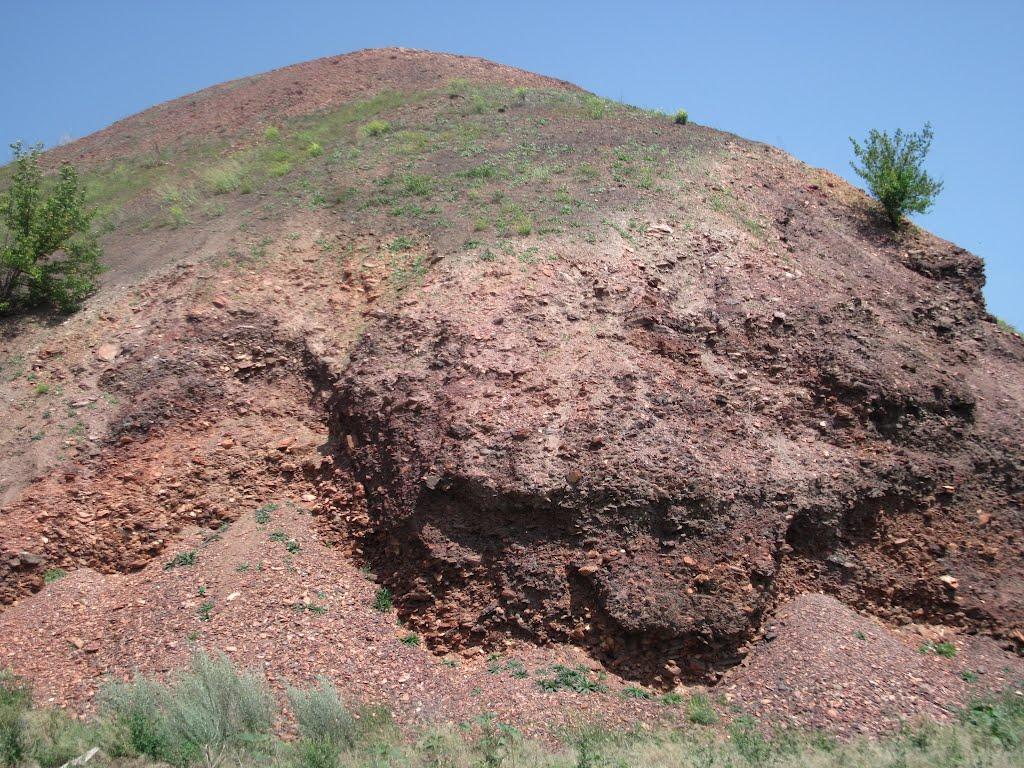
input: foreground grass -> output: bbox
[2,654,1023,768]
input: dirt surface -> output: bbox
[1,49,1022,738]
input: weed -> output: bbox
[661,692,684,706]
[373,587,394,613]
[254,503,277,525]
[197,601,214,622]
[235,563,250,573]
[306,142,323,158]
[920,641,958,658]
[1,670,31,766]
[288,678,356,768]
[686,693,718,725]
[401,633,421,646]
[263,126,280,141]
[402,174,434,197]
[583,96,607,119]
[285,539,301,555]
[294,603,328,616]
[389,235,415,252]
[361,119,392,138]
[674,109,689,125]
[164,551,197,571]
[34,383,49,395]
[167,204,189,228]
[536,665,606,694]
[961,670,979,682]
[42,568,66,585]
[621,686,654,700]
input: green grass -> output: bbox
[685,693,719,725]
[373,587,394,613]
[42,568,67,585]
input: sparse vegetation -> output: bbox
[686,693,719,725]
[42,568,66,585]
[1,142,102,314]
[360,119,391,138]
[536,665,607,694]
[920,641,959,658]
[850,123,943,227]
[372,586,393,613]
[164,551,197,570]
[254,503,276,525]
[0,654,1022,768]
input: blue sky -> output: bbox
[3,1,1021,326]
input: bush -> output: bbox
[0,142,102,314]
[102,651,274,768]
[674,109,689,125]
[288,678,356,768]
[850,123,943,228]
[1,670,31,768]
[100,676,177,763]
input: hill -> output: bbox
[0,48,1021,740]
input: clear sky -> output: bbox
[3,1,1021,326]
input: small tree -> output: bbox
[0,142,101,314]
[850,123,943,228]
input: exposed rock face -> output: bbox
[335,165,1023,683]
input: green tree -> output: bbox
[1,142,101,314]
[850,123,943,228]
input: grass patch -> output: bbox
[686,693,719,725]
[42,568,66,585]
[372,587,393,613]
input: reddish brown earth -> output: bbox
[1,48,1021,737]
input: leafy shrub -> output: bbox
[0,142,102,314]
[360,120,391,138]
[288,678,356,768]
[674,109,689,125]
[850,122,943,227]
